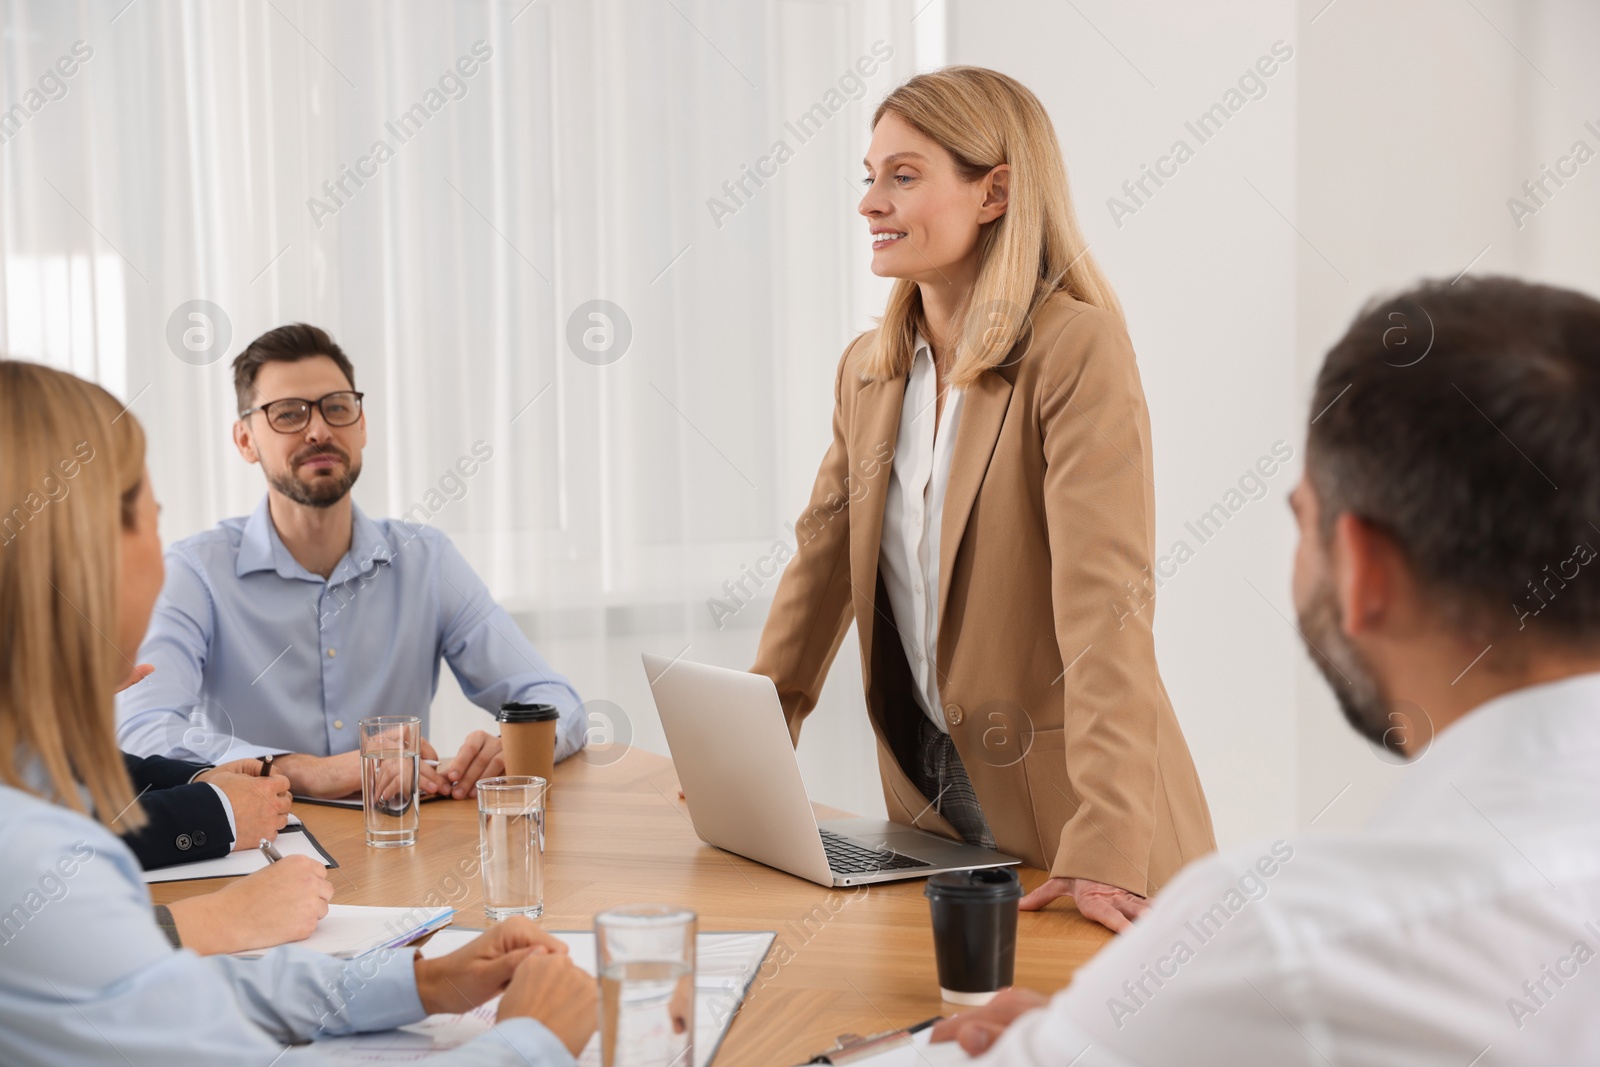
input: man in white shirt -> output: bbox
[932,275,1600,1065]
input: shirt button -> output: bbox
[175,834,192,851]
[334,719,345,730]
[944,702,963,727]
[193,831,208,847]
[327,648,337,657]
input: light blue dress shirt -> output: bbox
[116,497,587,765]
[0,781,575,1065]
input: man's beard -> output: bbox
[267,445,361,509]
[1296,575,1398,755]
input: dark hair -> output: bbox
[232,323,356,414]
[1308,276,1600,643]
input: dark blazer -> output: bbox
[119,753,233,870]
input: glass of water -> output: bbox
[477,775,547,920]
[359,716,420,848]
[595,905,696,1067]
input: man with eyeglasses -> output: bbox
[117,323,587,800]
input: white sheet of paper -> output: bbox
[314,928,776,1065]
[141,817,333,884]
[230,904,453,959]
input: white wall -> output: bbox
[1293,0,1600,830]
[948,0,1302,847]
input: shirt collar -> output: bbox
[1368,670,1600,830]
[235,495,395,582]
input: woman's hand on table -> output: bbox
[496,951,598,1057]
[1019,876,1149,933]
[414,916,567,1014]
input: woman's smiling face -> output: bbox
[858,111,1006,285]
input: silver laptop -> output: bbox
[642,654,1020,887]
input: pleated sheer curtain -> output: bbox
[1,0,938,808]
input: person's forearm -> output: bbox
[270,753,328,796]
[165,894,232,955]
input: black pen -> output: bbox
[258,753,275,775]
[259,838,284,863]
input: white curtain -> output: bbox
[0,0,943,619]
[2,0,940,812]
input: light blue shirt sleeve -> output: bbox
[434,536,589,763]
[116,547,270,761]
[0,786,575,1066]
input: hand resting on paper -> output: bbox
[496,951,598,1058]
[411,917,597,1057]
[930,987,1050,1057]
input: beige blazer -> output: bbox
[751,292,1216,895]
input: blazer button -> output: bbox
[175,834,193,851]
[193,831,207,847]
[944,703,963,727]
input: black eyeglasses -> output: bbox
[239,391,365,434]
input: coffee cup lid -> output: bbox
[497,702,560,723]
[924,867,1022,902]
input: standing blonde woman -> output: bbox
[752,68,1215,932]
[0,360,594,1064]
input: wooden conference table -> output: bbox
[150,746,1112,1064]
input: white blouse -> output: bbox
[877,335,965,734]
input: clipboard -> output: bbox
[798,1017,942,1064]
[141,821,339,883]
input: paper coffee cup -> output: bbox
[924,867,1022,1005]
[496,702,559,784]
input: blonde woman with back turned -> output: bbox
[751,67,1215,932]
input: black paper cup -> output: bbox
[924,867,1022,1005]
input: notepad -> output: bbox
[141,820,338,883]
[231,904,454,959]
[314,928,776,1065]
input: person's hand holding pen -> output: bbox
[164,846,333,956]
[192,758,294,850]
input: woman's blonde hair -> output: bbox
[0,360,148,830]
[864,66,1122,388]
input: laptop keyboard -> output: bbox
[820,829,933,873]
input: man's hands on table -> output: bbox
[263,730,504,800]
[437,730,504,799]
[414,917,597,1057]
[930,987,1050,1057]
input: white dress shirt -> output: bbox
[973,671,1600,1066]
[879,335,966,733]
